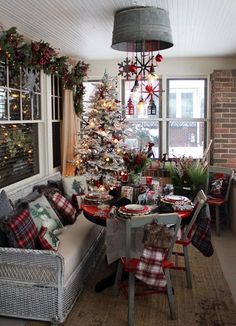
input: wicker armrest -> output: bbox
[0,247,64,286]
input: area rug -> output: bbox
[27,245,236,326]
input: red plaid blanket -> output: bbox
[135,247,167,289]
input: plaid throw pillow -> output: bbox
[38,226,60,251]
[52,192,77,224]
[2,209,38,249]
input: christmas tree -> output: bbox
[73,72,126,191]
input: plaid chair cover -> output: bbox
[136,247,167,289]
[191,204,214,257]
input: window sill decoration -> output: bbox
[0,27,89,116]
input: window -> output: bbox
[83,80,101,112]
[0,63,41,188]
[51,75,63,168]
[122,79,162,158]
[167,79,207,158]
[122,77,208,159]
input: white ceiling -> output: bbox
[0,0,236,61]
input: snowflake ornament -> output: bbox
[118,57,137,79]
[22,68,40,94]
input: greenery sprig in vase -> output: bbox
[123,149,152,186]
[167,156,208,200]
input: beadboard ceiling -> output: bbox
[0,0,236,61]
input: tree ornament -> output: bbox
[129,64,137,73]
[145,84,154,94]
[155,53,163,63]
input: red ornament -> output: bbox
[96,180,101,188]
[145,85,154,94]
[155,53,163,63]
[120,171,128,182]
[129,64,137,73]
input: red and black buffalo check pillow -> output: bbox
[2,209,38,249]
[52,192,77,224]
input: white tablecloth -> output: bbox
[105,214,144,264]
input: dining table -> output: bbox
[81,193,194,292]
[81,201,193,227]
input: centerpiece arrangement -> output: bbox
[123,149,152,185]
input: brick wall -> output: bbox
[211,69,236,170]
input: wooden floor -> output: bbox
[1,227,236,326]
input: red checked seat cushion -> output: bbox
[2,209,38,249]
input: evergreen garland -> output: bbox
[0,27,89,116]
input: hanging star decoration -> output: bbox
[143,80,164,102]
[135,54,154,77]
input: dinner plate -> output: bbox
[118,205,151,216]
[124,204,145,211]
[85,193,113,201]
[163,195,189,202]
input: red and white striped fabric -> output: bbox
[135,247,167,290]
[52,192,77,224]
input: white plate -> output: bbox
[124,204,145,211]
[87,192,108,197]
[164,195,189,202]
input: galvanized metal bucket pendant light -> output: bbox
[111,6,173,52]
[111,6,173,115]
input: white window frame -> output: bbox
[2,71,57,193]
[121,75,210,159]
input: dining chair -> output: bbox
[113,212,181,325]
[171,189,207,288]
[205,166,234,236]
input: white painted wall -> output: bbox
[87,56,236,79]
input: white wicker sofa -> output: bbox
[0,172,105,325]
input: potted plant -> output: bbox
[167,156,208,200]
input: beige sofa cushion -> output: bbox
[58,212,103,282]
